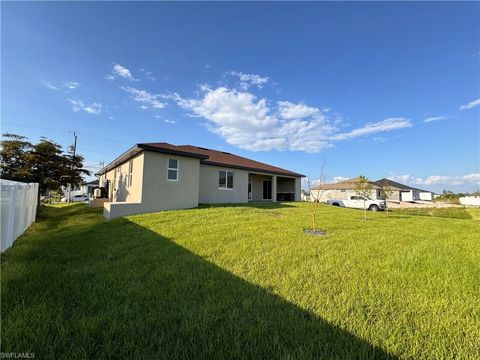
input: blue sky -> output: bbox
[2,2,479,192]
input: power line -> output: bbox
[3,122,131,146]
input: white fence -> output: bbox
[1,180,39,253]
[459,196,480,207]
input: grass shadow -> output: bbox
[1,206,396,359]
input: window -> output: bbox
[167,159,178,181]
[128,160,133,187]
[218,170,234,189]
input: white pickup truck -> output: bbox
[327,195,386,211]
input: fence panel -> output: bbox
[1,180,39,253]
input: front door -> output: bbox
[263,180,272,200]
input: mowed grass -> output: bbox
[391,206,473,219]
[1,203,480,359]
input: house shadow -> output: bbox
[199,201,296,210]
[2,207,396,359]
[115,173,129,202]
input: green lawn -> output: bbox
[2,203,479,359]
[391,206,474,219]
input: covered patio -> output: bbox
[248,172,300,202]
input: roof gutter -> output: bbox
[96,143,210,176]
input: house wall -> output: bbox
[311,189,380,202]
[104,152,200,219]
[419,192,433,201]
[100,152,145,203]
[140,151,200,211]
[199,164,249,203]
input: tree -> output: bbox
[355,175,373,221]
[1,133,90,211]
[380,179,394,213]
[307,160,326,234]
[0,133,33,182]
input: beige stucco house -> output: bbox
[310,177,383,202]
[96,143,304,219]
[310,177,434,203]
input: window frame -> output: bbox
[128,160,133,187]
[167,158,179,182]
[218,170,234,190]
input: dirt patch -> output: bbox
[303,229,327,236]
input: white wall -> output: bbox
[459,196,480,207]
[419,192,434,201]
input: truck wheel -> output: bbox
[369,204,379,211]
[332,202,340,206]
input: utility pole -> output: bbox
[68,131,77,203]
[72,131,77,158]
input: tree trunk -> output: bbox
[312,202,317,232]
[363,200,367,221]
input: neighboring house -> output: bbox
[96,142,304,219]
[82,179,99,196]
[61,179,99,199]
[375,178,434,202]
[310,177,383,202]
[301,190,310,201]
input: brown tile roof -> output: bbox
[98,142,304,177]
[312,177,381,190]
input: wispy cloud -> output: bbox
[169,85,411,153]
[44,81,59,90]
[332,176,349,183]
[106,63,138,81]
[68,99,102,115]
[424,115,446,123]
[44,81,80,91]
[164,119,177,124]
[388,173,480,186]
[139,68,156,81]
[230,71,269,90]
[63,81,80,89]
[459,98,480,110]
[121,86,166,109]
[330,118,412,141]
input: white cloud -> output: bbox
[140,68,155,81]
[171,86,410,153]
[388,173,480,186]
[460,98,480,110]
[68,99,102,115]
[230,71,269,90]
[121,86,166,109]
[277,101,322,119]
[44,81,59,90]
[44,81,80,91]
[330,118,412,141]
[164,119,177,124]
[424,116,446,123]
[63,81,80,89]
[107,63,138,81]
[333,176,349,183]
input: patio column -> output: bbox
[294,177,301,201]
[272,175,277,202]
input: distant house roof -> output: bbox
[97,142,304,177]
[375,178,430,193]
[84,179,99,186]
[312,177,381,190]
